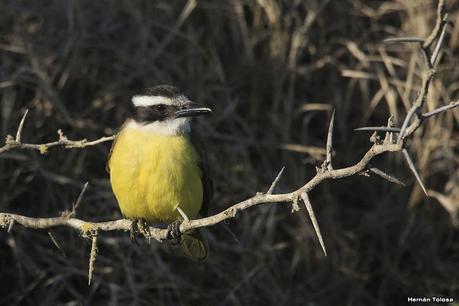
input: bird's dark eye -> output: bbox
[156,104,166,112]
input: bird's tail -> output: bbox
[179,229,209,261]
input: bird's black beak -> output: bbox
[175,103,212,118]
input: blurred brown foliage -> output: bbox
[0,0,458,305]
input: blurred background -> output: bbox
[1,0,458,305]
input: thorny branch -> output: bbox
[0,111,115,155]
[0,0,458,279]
[0,142,402,239]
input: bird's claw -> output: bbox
[130,219,140,245]
[130,219,148,244]
[167,220,182,245]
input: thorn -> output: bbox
[325,109,335,171]
[383,37,424,44]
[88,233,98,286]
[300,192,327,256]
[402,149,428,195]
[72,182,89,216]
[422,101,459,118]
[354,127,401,133]
[369,167,406,186]
[48,231,67,258]
[267,167,285,194]
[221,223,239,244]
[15,109,29,143]
[7,219,14,233]
[430,15,449,66]
[176,206,189,222]
[397,105,419,144]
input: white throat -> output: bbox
[125,118,191,136]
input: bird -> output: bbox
[107,85,213,261]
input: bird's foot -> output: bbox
[167,220,182,245]
[130,219,139,244]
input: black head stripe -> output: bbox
[133,104,178,123]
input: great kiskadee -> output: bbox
[107,85,212,261]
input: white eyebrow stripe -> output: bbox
[131,95,174,107]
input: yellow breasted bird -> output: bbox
[107,85,212,261]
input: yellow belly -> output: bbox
[108,128,203,223]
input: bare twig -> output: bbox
[430,15,448,65]
[382,0,447,144]
[267,167,285,194]
[0,115,115,155]
[423,0,446,49]
[0,133,115,155]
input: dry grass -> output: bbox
[0,0,458,305]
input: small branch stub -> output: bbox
[88,232,98,286]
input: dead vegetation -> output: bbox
[0,0,458,305]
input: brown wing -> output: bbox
[106,121,129,173]
[189,129,213,217]
[105,134,118,173]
